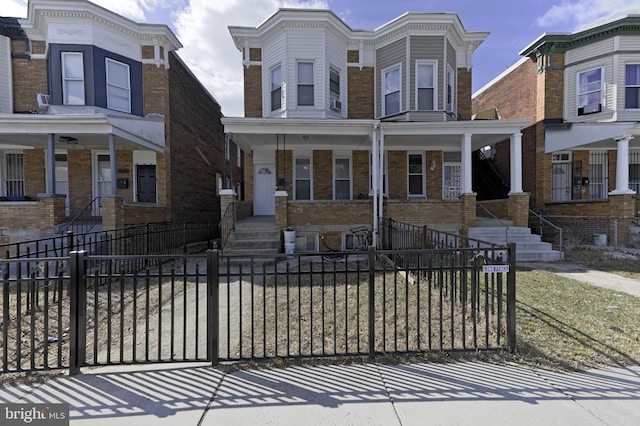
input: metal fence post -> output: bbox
[207,249,220,366]
[506,243,517,352]
[368,245,376,360]
[69,250,87,375]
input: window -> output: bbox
[334,157,351,200]
[271,65,282,111]
[62,52,85,105]
[297,62,314,106]
[408,153,425,197]
[294,157,312,200]
[588,151,608,200]
[3,152,24,196]
[443,152,461,200]
[330,66,340,100]
[551,151,572,202]
[577,67,602,115]
[416,61,436,111]
[446,65,456,113]
[106,58,131,113]
[295,233,318,252]
[625,64,640,109]
[383,65,401,115]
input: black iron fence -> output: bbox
[1,244,516,374]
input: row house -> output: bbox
[473,15,640,247]
[0,0,239,243]
[222,9,528,251]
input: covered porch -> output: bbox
[222,116,530,250]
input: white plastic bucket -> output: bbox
[284,229,296,245]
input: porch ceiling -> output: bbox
[544,122,640,153]
[0,112,166,152]
[222,117,530,152]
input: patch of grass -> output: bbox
[512,268,640,371]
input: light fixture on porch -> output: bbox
[59,136,78,144]
[430,159,437,171]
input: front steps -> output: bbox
[468,225,564,262]
[222,216,281,258]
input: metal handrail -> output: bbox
[513,199,564,253]
[218,202,235,249]
[476,201,511,244]
[59,196,102,236]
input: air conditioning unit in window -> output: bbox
[330,99,342,111]
[578,103,601,116]
[36,94,50,111]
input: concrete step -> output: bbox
[224,239,281,250]
[228,230,281,241]
[468,225,563,262]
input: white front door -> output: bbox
[254,164,276,215]
[94,152,112,215]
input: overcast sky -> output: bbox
[5,0,640,117]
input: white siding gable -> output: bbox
[286,29,324,118]
[263,34,287,117]
[325,30,347,118]
[0,35,12,114]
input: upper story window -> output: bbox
[383,65,401,116]
[330,66,340,100]
[416,61,436,111]
[271,65,282,111]
[577,67,603,115]
[106,58,131,113]
[62,52,85,105]
[446,65,456,113]
[625,64,640,109]
[297,61,314,106]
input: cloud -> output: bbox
[173,0,329,117]
[537,0,640,30]
[3,0,28,18]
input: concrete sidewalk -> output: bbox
[1,361,640,425]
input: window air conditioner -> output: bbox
[36,94,50,110]
[578,103,601,116]
[330,99,342,111]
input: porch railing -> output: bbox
[219,202,236,250]
[58,196,102,236]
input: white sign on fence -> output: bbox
[482,265,510,274]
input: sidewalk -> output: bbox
[1,361,639,425]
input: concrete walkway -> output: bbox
[1,361,639,425]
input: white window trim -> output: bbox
[106,58,131,113]
[415,60,437,111]
[446,64,456,113]
[293,156,313,200]
[333,155,352,200]
[576,66,603,114]
[329,65,341,102]
[625,63,640,110]
[407,152,426,198]
[552,151,572,163]
[382,63,402,116]
[270,64,282,112]
[61,52,85,105]
[297,60,315,107]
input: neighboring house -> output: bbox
[473,15,640,247]
[0,0,240,243]
[221,8,529,251]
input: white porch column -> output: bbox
[46,133,56,195]
[611,136,635,194]
[109,134,118,196]
[461,133,473,194]
[371,125,378,246]
[379,128,385,220]
[509,132,523,194]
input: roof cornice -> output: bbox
[520,15,640,58]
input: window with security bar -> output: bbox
[588,151,608,200]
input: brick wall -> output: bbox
[313,150,332,199]
[276,150,293,193]
[24,149,44,197]
[244,65,263,118]
[167,52,226,224]
[426,151,442,199]
[288,200,373,227]
[348,66,374,119]
[67,150,93,214]
[353,150,369,198]
[388,151,407,199]
[457,68,472,120]
[383,200,462,225]
[12,40,47,112]
[0,197,64,233]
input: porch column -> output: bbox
[509,132,523,194]
[371,125,379,247]
[274,190,288,231]
[378,128,385,220]
[461,133,473,194]
[109,134,118,196]
[611,136,635,194]
[46,133,56,195]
